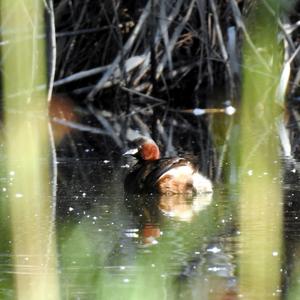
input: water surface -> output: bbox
[0,155,300,299]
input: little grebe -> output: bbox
[124,137,213,194]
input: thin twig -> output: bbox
[209,0,235,99]
[278,44,300,104]
[87,0,151,100]
[58,0,90,78]
[132,0,185,87]
[120,86,165,103]
[155,0,189,80]
[52,117,111,135]
[196,0,214,88]
[48,121,57,216]
[54,55,145,87]
[45,0,56,101]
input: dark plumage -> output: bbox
[124,137,212,195]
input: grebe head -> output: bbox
[124,137,160,161]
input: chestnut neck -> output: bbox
[140,142,160,160]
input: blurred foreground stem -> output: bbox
[239,1,283,300]
[1,0,59,299]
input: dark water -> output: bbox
[54,157,238,299]
[1,154,300,299]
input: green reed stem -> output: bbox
[1,0,60,299]
[239,1,283,300]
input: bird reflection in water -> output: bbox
[125,192,213,246]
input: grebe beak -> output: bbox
[123,148,138,156]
